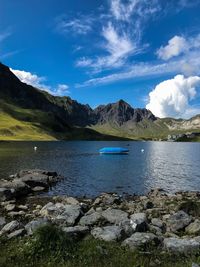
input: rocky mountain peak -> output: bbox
[95,100,156,126]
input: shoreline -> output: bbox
[1,170,200,266]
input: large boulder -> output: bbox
[130,213,148,232]
[167,211,191,232]
[91,226,123,242]
[102,209,128,225]
[79,211,103,226]
[0,169,62,200]
[164,237,200,254]
[20,172,51,188]
[122,232,160,251]
[40,202,82,226]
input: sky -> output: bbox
[0,0,200,118]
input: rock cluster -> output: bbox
[0,169,62,201]
[1,172,200,257]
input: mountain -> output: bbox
[94,100,156,126]
[0,62,200,141]
[0,62,125,140]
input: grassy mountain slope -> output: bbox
[0,62,200,141]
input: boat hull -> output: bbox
[99,147,129,155]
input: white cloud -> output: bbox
[146,75,200,118]
[157,34,200,60]
[55,84,70,96]
[76,22,136,71]
[56,15,93,35]
[76,57,93,67]
[10,69,70,96]
[110,0,160,22]
[157,36,187,60]
[76,50,200,88]
[110,0,138,21]
[10,68,47,89]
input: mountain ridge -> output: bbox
[0,62,200,141]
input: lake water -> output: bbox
[0,141,200,197]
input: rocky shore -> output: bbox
[1,170,200,261]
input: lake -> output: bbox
[0,141,200,197]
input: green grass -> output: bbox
[0,111,57,140]
[0,225,200,267]
[1,99,200,141]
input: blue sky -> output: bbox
[0,0,200,118]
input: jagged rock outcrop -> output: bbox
[94,99,156,126]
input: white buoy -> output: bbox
[34,146,37,151]
[141,149,144,153]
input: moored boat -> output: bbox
[99,147,129,154]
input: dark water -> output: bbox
[0,141,200,197]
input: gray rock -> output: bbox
[55,205,82,226]
[40,203,82,226]
[192,263,200,267]
[0,217,6,229]
[25,218,49,235]
[63,197,79,205]
[185,220,200,235]
[119,219,135,237]
[149,224,163,235]
[130,213,148,232]
[102,209,128,224]
[151,218,164,229]
[167,211,192,232]
[62,226,89,236]
[8,211,26,217]
[18,205,28,211]
[32,186,46,192]
[5,204,15,212]
[79,211,102,226]
[91,226,123,242]
[21,174,49,188]
[7,228,25,239]
[11,179,31,197]
[0,220,20,234]
[93,193,121,206]
[151,218,165,233]
[122,232,160,251]
[164,237,200,254]
[19,169,61,188]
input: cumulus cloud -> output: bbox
[146,75,200,118]
[157,34,200,60]
[10,69,69,96]
[157,36,187,60]
[11,68,47,89]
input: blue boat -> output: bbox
[99,147,129,154]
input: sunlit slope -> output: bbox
[0,102,58,140]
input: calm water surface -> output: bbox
[0,141,199,197]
